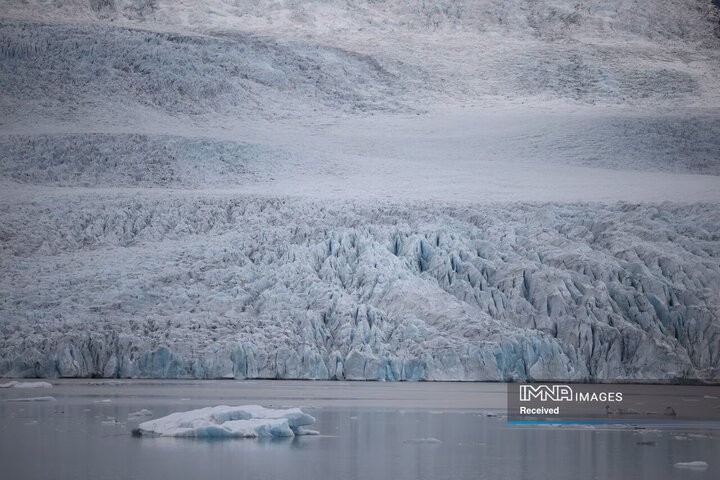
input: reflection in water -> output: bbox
[0,392,718,480]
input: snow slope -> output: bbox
[0,1,719,381]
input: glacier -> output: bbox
[1,196,718,381]
[0,1,719,383]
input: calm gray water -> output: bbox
[0,380,718,480]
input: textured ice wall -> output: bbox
[1,196,717,381]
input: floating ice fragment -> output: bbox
[128,409,153,418]
[137,405,317,438]
[673,461,708,470]
[292,426,319,436]
[405,437,442,444]
[0,381,52,389]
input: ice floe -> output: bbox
[137,405,318,438]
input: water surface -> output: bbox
[0,380,717,480]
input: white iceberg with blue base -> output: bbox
[138,405,318,438]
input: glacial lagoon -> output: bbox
[0,380,718,480]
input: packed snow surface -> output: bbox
[137,405,317,438]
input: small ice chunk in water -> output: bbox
[292,426,319,436]
[0,381,52,389]
[673,461,708,470]
[128,409,153,418]
[137,405,317,438]
[3,396,56,402]
[405,437,442,444]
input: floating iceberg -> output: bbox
[137,405,318,438]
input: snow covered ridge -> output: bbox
[0,196,718,381]
[136,405,318,438]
